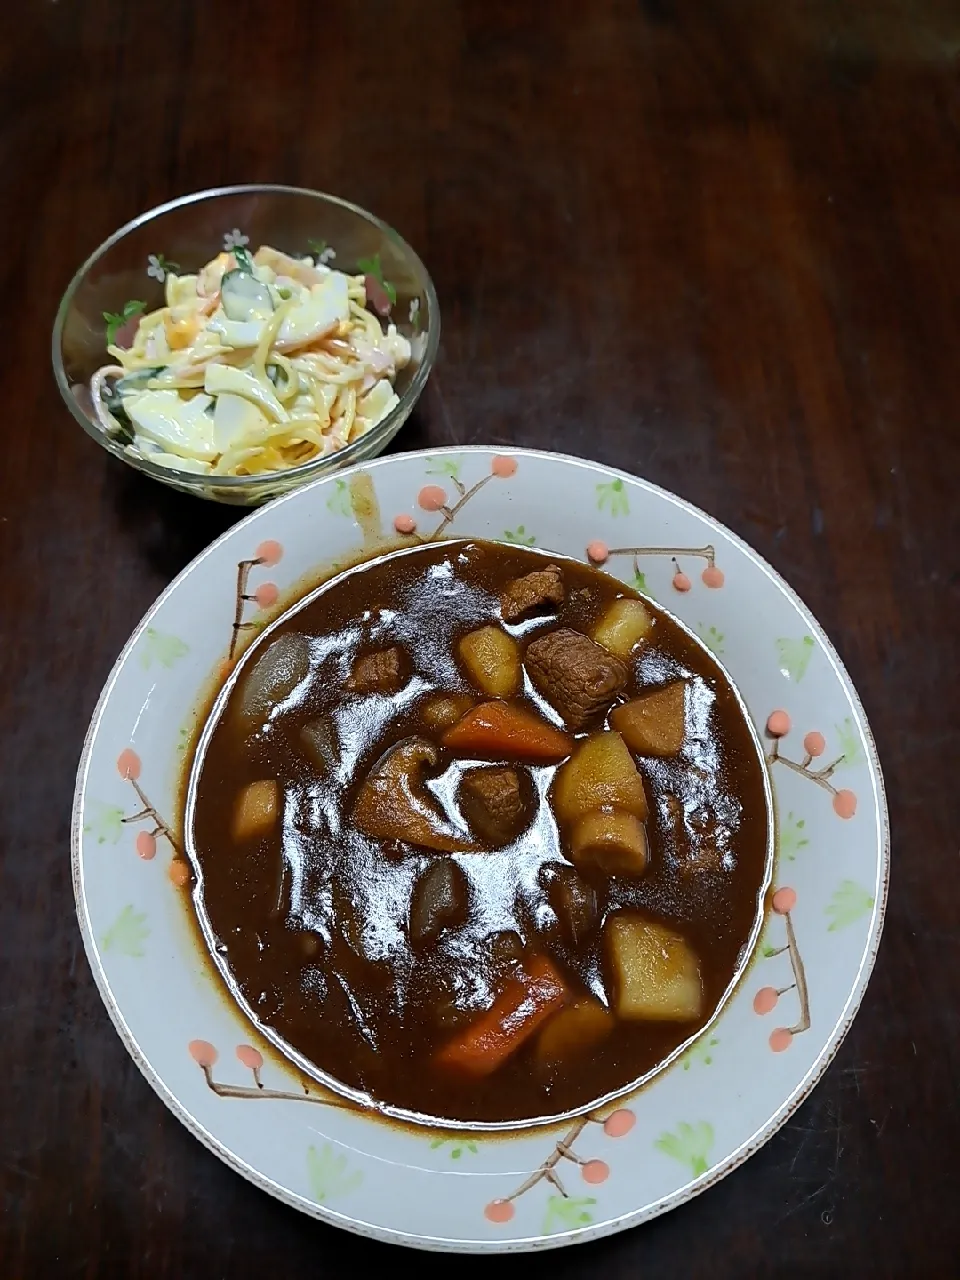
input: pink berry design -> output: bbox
[188,1039,218,1069]
[581,1160,609,1185]
[582,542,722,593]
[255,539,283,567]
[228,542,287,662]
[754,885,809,1049]
[417,484,447,511]
[766,713,858,819]
[135,831,157,860]
[109,748,180,869]
[603,1109,636,1138]
[116,748,141,781]
[253,582,279,609]
[484,1199,515,1223]
[482,1105,635,1223]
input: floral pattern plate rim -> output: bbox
[73,447,889,1252]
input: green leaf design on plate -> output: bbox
[503,525,536,546]
[326,478,352,517]
[758,922,784,958]
[139,627,188,671]
[101,905,149,957]
[138,627,189,670]
[826,880,874,931]
[776,635,814,682]
[103,299,146,345]
[596,478,629,517]
[356,254,397,306]
[780,811,809,861]
[696,624,725,656]
[655,1121,714,1177]
[834,716,862,768]
[306,1143,363,1203]
[426,458,462,482]
[633,569,651,595]
[83,802,126,845]
[542,1195,596,1234]
[429,1137,478,1158]
[682,1035,719,1070]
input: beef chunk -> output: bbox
[524,628,628,729]
[458,766,529,845]
[500,564,565,623]
[347,646,404,694]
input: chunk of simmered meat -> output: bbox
[525,628,628,729]
[409,859,470,947]
[500,564,565,623]
[347,646,405,694]
[458,766,529,845]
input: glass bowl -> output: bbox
[52,185,440,506]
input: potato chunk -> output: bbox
[610,681,686,757]
[536,998,614,1067]
[605,913,702,1021]
[458,626,520,697]
[232,779,279,842]
[420,693,475,734]
[591,598,653,657]
[570,809,649,876]
[553,731,649,824]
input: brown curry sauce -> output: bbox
[188,540,771,1124]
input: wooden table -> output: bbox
[2,1,957,1274]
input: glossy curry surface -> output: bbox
[189,540,770,1123]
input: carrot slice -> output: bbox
[436,955,568,1075]
[441,700,572,762]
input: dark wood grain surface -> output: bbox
[2,0,957,1274]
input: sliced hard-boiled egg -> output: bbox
[357,378,399,425]
[165,273,200,308]
[274,274,351,350]
[205,314,266,348]
[137,446,213,475]
[213,392,271,454]
[204,364,287,422]
[123,390,217,460]
[207,272,351,352]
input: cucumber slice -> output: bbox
[220,268,275,322]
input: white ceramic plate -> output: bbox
[73,448,888,1252]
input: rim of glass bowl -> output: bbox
[51,184,441,495]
